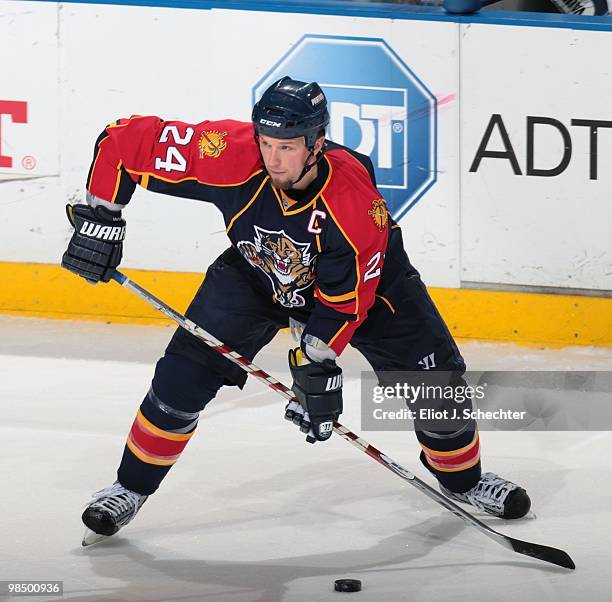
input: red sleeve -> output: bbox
[86,116,261,205]
[304,154,389,356]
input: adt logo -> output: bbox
[253,35,437,219]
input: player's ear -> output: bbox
[313,133,325,154]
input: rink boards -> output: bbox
[0,0,611,345]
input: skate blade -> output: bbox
[82,528,110,547]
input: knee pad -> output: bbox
[410,372,475,437]
[141,353,225,431]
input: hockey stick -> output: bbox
[111,270,575,570]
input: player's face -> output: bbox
[258,134,322,190]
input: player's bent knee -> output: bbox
[148,352,225,419]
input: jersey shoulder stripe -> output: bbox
[323,149,388,246]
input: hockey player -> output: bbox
[62,77,531,545]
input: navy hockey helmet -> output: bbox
[252,77,329,150]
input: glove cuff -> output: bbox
[67,203,126,243]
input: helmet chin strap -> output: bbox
[286,143,326,189]
[287,149,315,188]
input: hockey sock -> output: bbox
[416,428,481,493]
[117,353,224,495]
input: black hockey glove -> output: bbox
[286,347,343,444]
[61,204,125,284]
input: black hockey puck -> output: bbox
[334,579,362,592]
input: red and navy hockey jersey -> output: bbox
[86,116,394,355]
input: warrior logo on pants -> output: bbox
[237,226,315,307]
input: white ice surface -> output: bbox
[1,316,611,602]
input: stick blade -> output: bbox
[508,536,575,569]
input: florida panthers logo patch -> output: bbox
[368,198,388,232]
[198,130,227,159]
[237,226,315,307]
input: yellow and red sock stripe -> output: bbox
[420,432,481,473]
[126,409,195,467]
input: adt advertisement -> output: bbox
[253,34,437,220]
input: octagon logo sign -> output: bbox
[253,34,437,220]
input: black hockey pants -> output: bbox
[118,247,480,494]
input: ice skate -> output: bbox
[440,472,531,519]
[81,481,148,546]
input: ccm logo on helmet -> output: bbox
[80,221,125,241]
[259,118,282,127]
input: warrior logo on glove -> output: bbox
[318,421,334,436]
[325,374,343,391]
[79,220,125,241]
